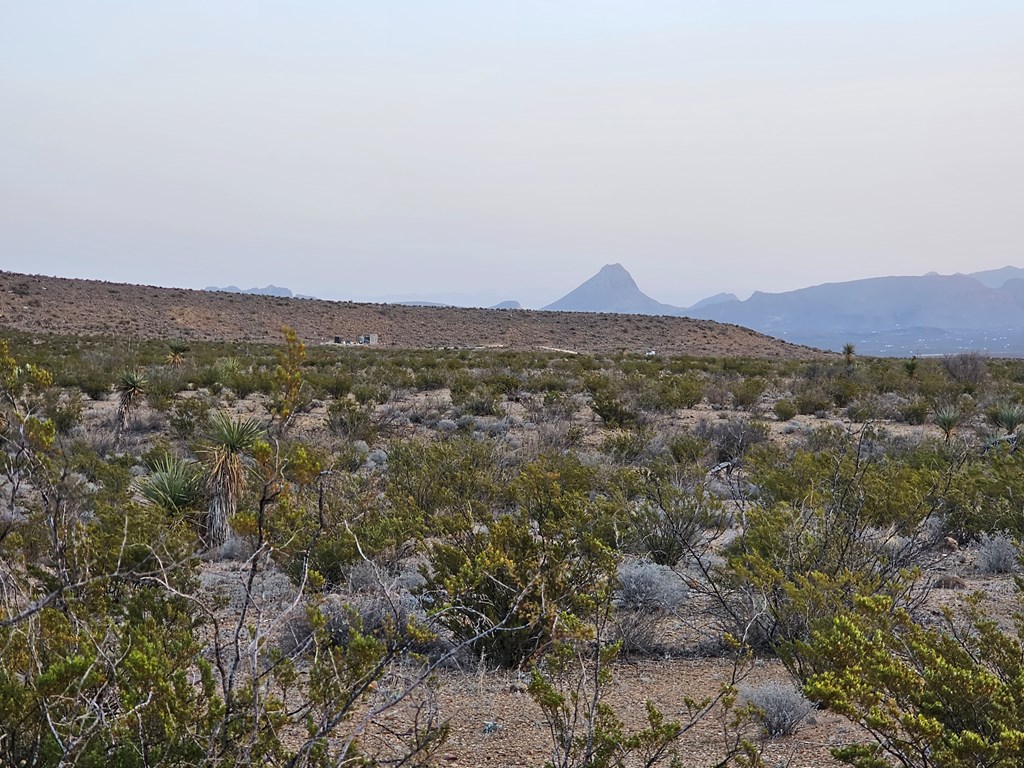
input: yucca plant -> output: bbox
[842,343,856,366]
[114,368,147,444]
[902,356,918,380]
[138,455,203,515]
[933,405,962,443]
[198,412,264,549]
[990,402,1024,434]
[165,339,190,367]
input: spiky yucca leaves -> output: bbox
[933,405,962,443]
[842,343,855,366]
[165,339,190,367]
[990,402,1024,435]
[138,455,203,515]
[114,368,147,444]
[199,412,264,550]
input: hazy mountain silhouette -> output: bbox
[965,265,1024,289]
[686,273,1024,354]
[688,274,1024,332]
[491,300,522,309]
[689,292,739,310]
[543,263,680,314]
[205,284,296,298]
[544,264,1024,354]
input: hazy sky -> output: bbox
[2,2,1023,307]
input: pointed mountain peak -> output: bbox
[543,265,681,315]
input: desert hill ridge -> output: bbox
[0,270,822,359]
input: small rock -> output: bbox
[483,721,500,734]
[933,575,967,590]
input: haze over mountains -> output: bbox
[541,263,1024,356]
[200,263,1024,356]
[205,284,300,298]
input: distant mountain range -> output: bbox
[205,284,315,299]
[542,264,1024,356]
[203,263,1024,355]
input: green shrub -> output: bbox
[899,398,930,425]
[627,479,722,567]
[773,399,798,421]
[326,398,377,443]
[590,389,638,429]
[795,388,830,416]
[453,386,501,417]
[600,428,652,465]
[420,459,617,667]
[827,375,863,408]
[169,396,211,440]
[731,377,766,411]
[667,432,710,467]
[800,595,1024,768]
[413,368,447,391]
[639,374,703,411]
[43,390,84,435]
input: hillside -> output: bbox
[0,271,823,359]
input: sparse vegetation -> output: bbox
[5,326,1024,766]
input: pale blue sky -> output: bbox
[2,2,1023,307]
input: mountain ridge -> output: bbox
[542,264,1024,355]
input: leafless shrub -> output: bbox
[704,375,731,409]
[326,561,451,659]
[741,680,815,737]
[942,351,987,393]
[977,532,1019,574]
[695,416,769,462]
[612,559,687,654]
[617,559,688,611]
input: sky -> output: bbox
[2,1,1023,308]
